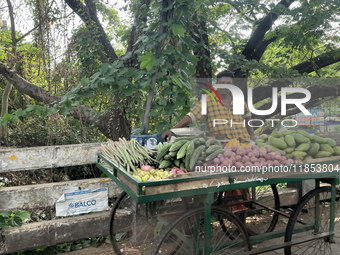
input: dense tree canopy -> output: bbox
[1,0,340,142]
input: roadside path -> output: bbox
[60,244,115,255]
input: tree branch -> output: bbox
[241,0,296,60]
[65,0,118,63]
[213,25,237,53]
[0,61,123,138]
[291,50,340,74]
[124,0,151,68]
[223,1,256,24]
[143,0,169,133]
[192,19,212,78]
[6,0,16,54]
[251,49,340,103]
[16,24,39,43]
[250,36,278,61]
[126,0,151,53]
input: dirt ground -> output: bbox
[60,244,116,255]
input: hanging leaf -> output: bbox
[90,72,101,81]
[100,63,110,74]
[140,52,155,71]
[121,52,132,60]
[140,78,151,88]
[170,76,182,88]
[157,33,167,42]
[162,46,174,55]
[102,77,115,84]
[3,113,11,121]
[116,78,130,86]
[81,78,90,86]
[153,58,162,66]
[123,85,134,96]
[171,24,186,37]
[158,98,168,106]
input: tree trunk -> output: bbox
[1,82,12,141]
[1,0,16,143]
[192,20,213,79]
[142,0,169,134]
[64,0,132,139]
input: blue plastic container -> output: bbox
[130,134,163,149]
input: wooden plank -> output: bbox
[0,211,131,254]
[144,175,229,195]
[306,155,340,164]
[0,143,102,172]
[117,171,139,195]
[231,170,309,182]
[0,178,122,211]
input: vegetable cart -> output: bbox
[97,153,340,254]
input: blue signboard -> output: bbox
[295,110,325,126]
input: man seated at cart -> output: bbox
[162,70,255,212]
[161,70,255,143]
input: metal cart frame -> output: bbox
[97,153,340,254]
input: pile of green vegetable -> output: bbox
[256,130,340,161]
[155,136,224,171]
[100,138,157,174]
[156,137,191,170]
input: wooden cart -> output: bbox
[97,153,340,254]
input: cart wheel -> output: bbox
[109,192,190,255]
[152,206,251,254]
[245,184,280,235]
[217,184,280,236]
[284,186,340,255]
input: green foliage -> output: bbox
[171,24,186,37]
[0,210,30,229]
[209,0,340,78]
[4,113,105,148]
[140,52,155,71]
[53,0,203,134]
[2,0,340,140]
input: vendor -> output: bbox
[162,70,255,143]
